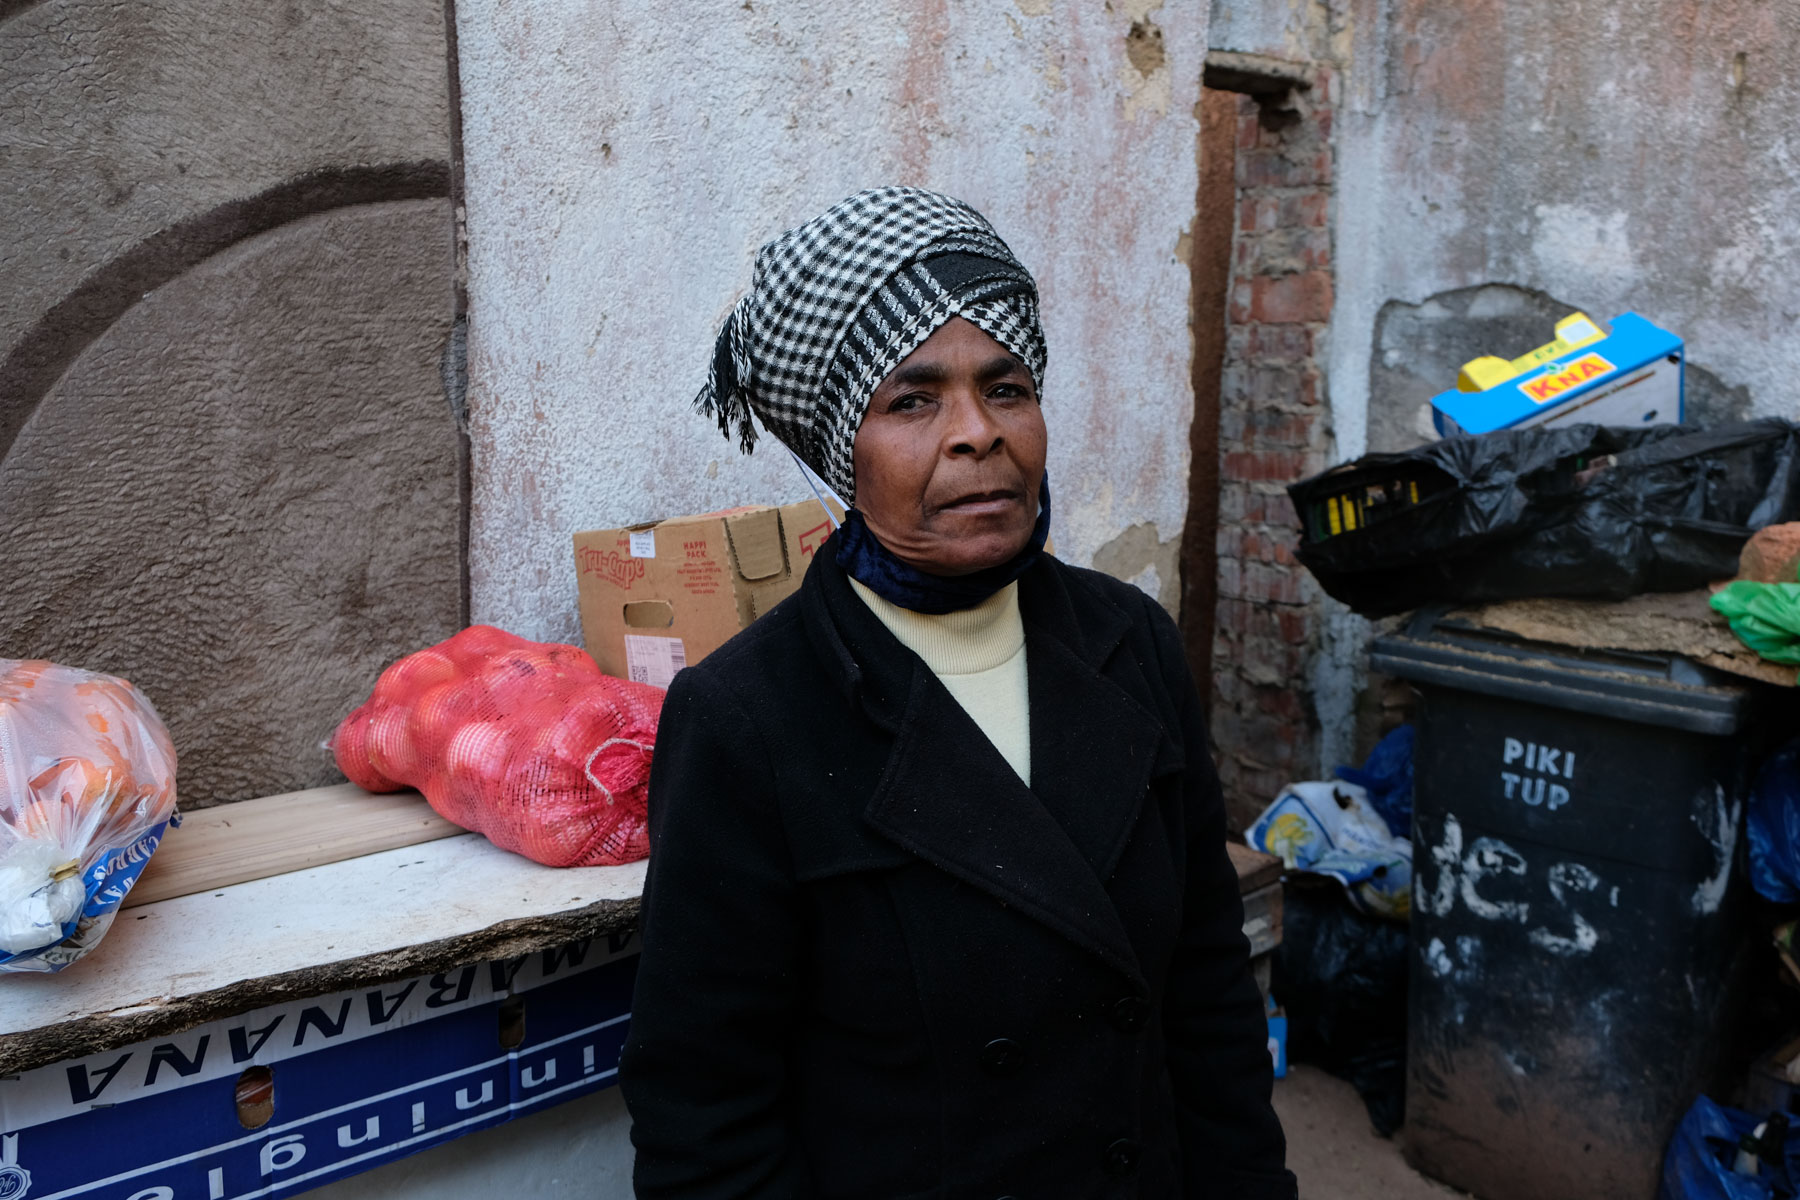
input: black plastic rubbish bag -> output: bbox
[1273,883,1410,1135]
[1288,420,1800,617]
[1660,1094,1798,1199]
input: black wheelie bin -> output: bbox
[1373,611,1774,1200]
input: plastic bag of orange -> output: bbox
[0,660,179,972]
[330,626,664,868]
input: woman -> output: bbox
[620,187,1294,1199]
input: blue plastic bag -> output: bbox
[1748,740,1800,904]
[1336,724,1415,837]
[1661,1095,1798,1199]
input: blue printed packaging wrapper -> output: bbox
[0,659,179,973]
[1248,780,1413,920]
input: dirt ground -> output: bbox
[1275,1064,1469,1199]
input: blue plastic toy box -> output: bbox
[1431,312,1684,437]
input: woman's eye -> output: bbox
[888,393,928,413]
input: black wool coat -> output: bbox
[619,546,1295,1200]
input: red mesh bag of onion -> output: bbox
[331,626,664,867]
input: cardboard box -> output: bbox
[1431,312,1685,437]
[573,499,840,688]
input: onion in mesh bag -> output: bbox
[331,626,662,868]
[0,660,178,972]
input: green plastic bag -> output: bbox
[1711,581,1800,665]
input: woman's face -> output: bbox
[851,317,1047,577]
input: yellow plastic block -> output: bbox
[1455,312,1608,393]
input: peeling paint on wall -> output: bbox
[1330,0,1800,475]
[1118,1,1172,121]
[1090,520,1182,615]
[1371,283,1760,456]
[1326,0,1800,766]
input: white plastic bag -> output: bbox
[1247,780,1413,919]
[0,660,178,972]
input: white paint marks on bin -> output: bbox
[1424,937,1454,978]
[1529,862,1601,957]
[1422,814,1464,917]
[1461,837,1531,923]
[1419,811,1606,957]
[1691,781,1740,915]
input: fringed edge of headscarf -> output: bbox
[695,307,758,455]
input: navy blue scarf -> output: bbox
[834,477,1052,614]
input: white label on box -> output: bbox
[1517,359,1682,430]
[628,530,656,558]
[1560,317,1600,344]
[624,634,687,689]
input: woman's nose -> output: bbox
[944,391,1004,457]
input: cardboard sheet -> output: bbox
[1449,590,1796,688]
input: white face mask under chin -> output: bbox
[788,445,846,531]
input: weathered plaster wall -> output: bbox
[1208,0,1328,59]
[0,4,448,374]
[0,3,460,806]
[2,203,461,808]
[1369,283,1754,453]
[1332,0,1800,460]
[1324,0,1800,772]
[456,0,1211,641]
[1209,0,1800,783]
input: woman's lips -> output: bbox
[935,489,1023,516]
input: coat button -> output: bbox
[1110,995,1150,1033]
[979,1037,1026,1075]
[1104,1138,1141,1176]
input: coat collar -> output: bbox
[799,535,1138,716]
[800,544,1176,984]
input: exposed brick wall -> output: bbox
[1209,71,1338,833]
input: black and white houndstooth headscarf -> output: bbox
[697,187,1047,506]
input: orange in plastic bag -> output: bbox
[331,627,663,868]
[0,660,179,972]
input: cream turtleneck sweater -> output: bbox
[849,578,1031,785]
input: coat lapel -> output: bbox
[811,551,1181,986]
[1024,627,1169,884]
[863,662,1147,985]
